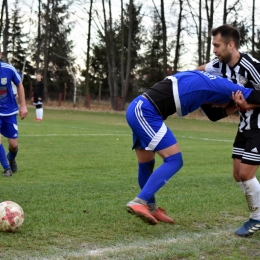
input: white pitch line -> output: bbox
[20,134,130,137]
[20,133,233,143]
[179,135,233,142]
[39,229,233,259]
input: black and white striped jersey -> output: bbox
[205,53,260,132]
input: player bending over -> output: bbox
[125,70,260,225]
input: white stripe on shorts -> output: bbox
[232,147,244,156]
[135,100,155,138]
[242,152,260,162]
[146,123,167,151]
[135,99,167,151]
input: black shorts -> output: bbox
[232,130,260,165]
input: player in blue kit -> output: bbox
[125,70,260,225]
[0,63,28,177]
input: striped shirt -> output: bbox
[205,53,260,132]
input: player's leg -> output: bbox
[7,138,18,173]
[34,104,43,121]
[234,130,260,237]
[136,148,155,204]
[0,134,12,177]
[125,96,183,224]
[134,148,176,223]
[2,115,18,173]
[36,104,43,120]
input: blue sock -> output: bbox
[0,144,10,169]
[7,148,18,161]
[138,159,155,204]
[137,152,183,202]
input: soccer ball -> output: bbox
[0,201,24,232]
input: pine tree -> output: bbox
[35,0,75,102]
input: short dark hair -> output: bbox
[211,24,240,49]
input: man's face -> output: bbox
[36,74,42,81]
[212,33,232,64]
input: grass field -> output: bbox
[1,107,260,259]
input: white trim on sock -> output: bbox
[243,177,260,220]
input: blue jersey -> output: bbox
[0,62,21,116]
[171,70,253,117]
[144,70,253,119]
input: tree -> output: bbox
[137,11,165,88]
[120,0,133,110]
[173,0,184,72]
[252,0,255,56]
[9,0,29,71]
[38,0,75,102]
[85,0,93,108]
[36,0,42,71]
[204,0,214,63]
[0,0,9,61]
[151,0,167,77]
[9,0,34,97]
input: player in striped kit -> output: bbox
[196,24,260,237]
[125,70,259,226]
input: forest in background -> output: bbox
[0,0,259,110]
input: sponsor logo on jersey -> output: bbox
[0,87,7,98]
[1,78,7,85]
[239,75,248,85]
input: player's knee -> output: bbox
[8,144,18,152]
[164,152,183,170]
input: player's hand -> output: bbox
[19,105,28,120]
[232,90,247,106]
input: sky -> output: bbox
[7,0,260,72]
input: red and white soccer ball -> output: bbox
[0,201,24,232]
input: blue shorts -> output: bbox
[126,95,177,151]
[0,115,18,139]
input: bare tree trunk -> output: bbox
[161,0,167,77]
[187,0,202,66]
[205,0,214,63]
[43,0,51,102]
[173,0,183,72]
[108,0,118,110]
[152,0,167,76]
[102,0,114,109]
[85,0,93,108]
[223,0,227,24]
[198,0,202,65]
[36,0,41,70]
[120,0,125,108]
[2,0,8,61]
[252,0,255,56]
[120,0,133,110]
[0,0,6,53]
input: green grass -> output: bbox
[1,107,260,259]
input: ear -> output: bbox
[228,41,235,50]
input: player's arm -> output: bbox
[17,82,28,119]
[201,102,237,122]
[195,64,206,71]
[233,90,260,109]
